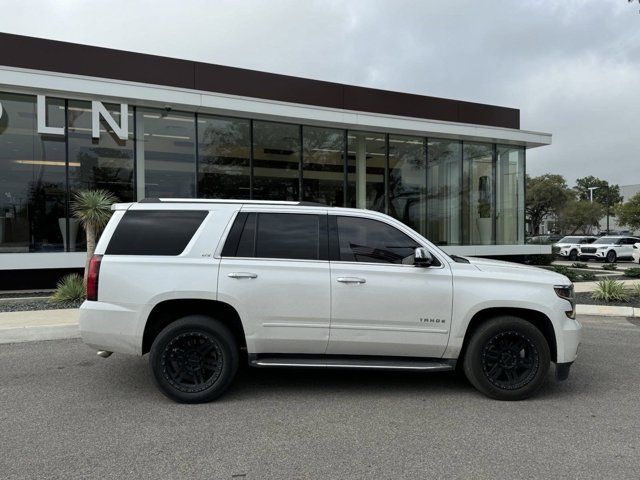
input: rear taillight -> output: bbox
[87,254,103,301]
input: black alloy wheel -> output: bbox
[463,316,550,400]
[569,249,578,261]
[606,250,617,263]
[161,331,224,393]
[150,315,238,403]
[481,331,539,390]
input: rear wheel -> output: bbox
[606,250,617,263]
[463,316,550,400]
[149,315,238,403]
[569,249,578,261]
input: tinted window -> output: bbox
[334,216,419,264]
[106,210,208,255]
[255,214,321,260]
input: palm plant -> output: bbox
[71,190,118,280]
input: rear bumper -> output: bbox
[79,301,142,355]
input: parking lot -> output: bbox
[1,315,639,480]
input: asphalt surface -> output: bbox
[1,315,639,480]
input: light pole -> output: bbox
[588,186,599,203]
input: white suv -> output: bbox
[554,236,597,261]
[79,199,581,403]
[578,236,640,263]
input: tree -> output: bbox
[616,192,640,232]
[574,176,623,206]
[557,198,604,235]
[71,190,118,281]
[526,174,572,234]
[574,176,623,233]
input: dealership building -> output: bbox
[0,33,551,288]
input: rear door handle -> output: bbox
[337,277,366,284]
[228,272,258,279]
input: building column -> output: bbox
[356,134,366,209]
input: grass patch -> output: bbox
[623,267,640,278]
[580,271,596,281]
[602,263,618,271]
[571,262,589,269]
[51,274,86,303]
[592,279,628,303]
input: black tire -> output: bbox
[463,316,550,401]
[569,249,578,261]
[149,315,239,403]
[606,250,617,263]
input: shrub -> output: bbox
[591,279,628,303]
[571,262,588,269]
[634,283,640,297]
[551,265,580,282]
[51,274,86,303]
[602,263,618,271]
[579,272,596,282]
[526,254,555,266]
[623,268,640,278]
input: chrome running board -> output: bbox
[249,355,455,372]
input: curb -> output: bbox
[0,323,79,344]
[576,304,640,318]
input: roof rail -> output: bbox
[138,198,330,207]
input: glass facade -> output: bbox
[347,131,386,212]
[427,140,462,246]
[463,142,495,245]
[0,90,527,254]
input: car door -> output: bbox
[622,238,638,258]
[326,213,453,358]
[217,210,331,355]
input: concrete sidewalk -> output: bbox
[1,305,639,345]
[0,309,79,344]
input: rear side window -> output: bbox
[332,216,419,264]
[106,210,208,255]
[222,213,327,260]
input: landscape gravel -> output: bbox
[0,299,82,312]
[575,291,640,308]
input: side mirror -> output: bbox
[414,247,434,267]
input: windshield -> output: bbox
[593,237,620,244]
[558,236,582,243]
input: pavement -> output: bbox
[0,315,638,479]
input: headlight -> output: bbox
[554,284,576,319]
[597,246,608,250]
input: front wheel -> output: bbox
[149,315,239,403]
[606,250,617,263]
[463,316,550,400]
[569,249,578,261]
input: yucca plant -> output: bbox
[51,274,86,303]
[591,279,628,303]
[71,190,118,281]
[634,283,640,298]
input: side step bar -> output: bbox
[249,355,455,372]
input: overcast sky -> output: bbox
[1,0,638,186]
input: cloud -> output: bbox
[1,0,638,186]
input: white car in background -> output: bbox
[554,236,597,261]
[633,242,640,263]
[579,236,640,263]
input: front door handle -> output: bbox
[228,272,258,279]
[337,277,366,284]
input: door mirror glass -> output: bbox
[414,247,434,267]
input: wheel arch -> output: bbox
[459,307,557,363]
[142,299,247,355]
